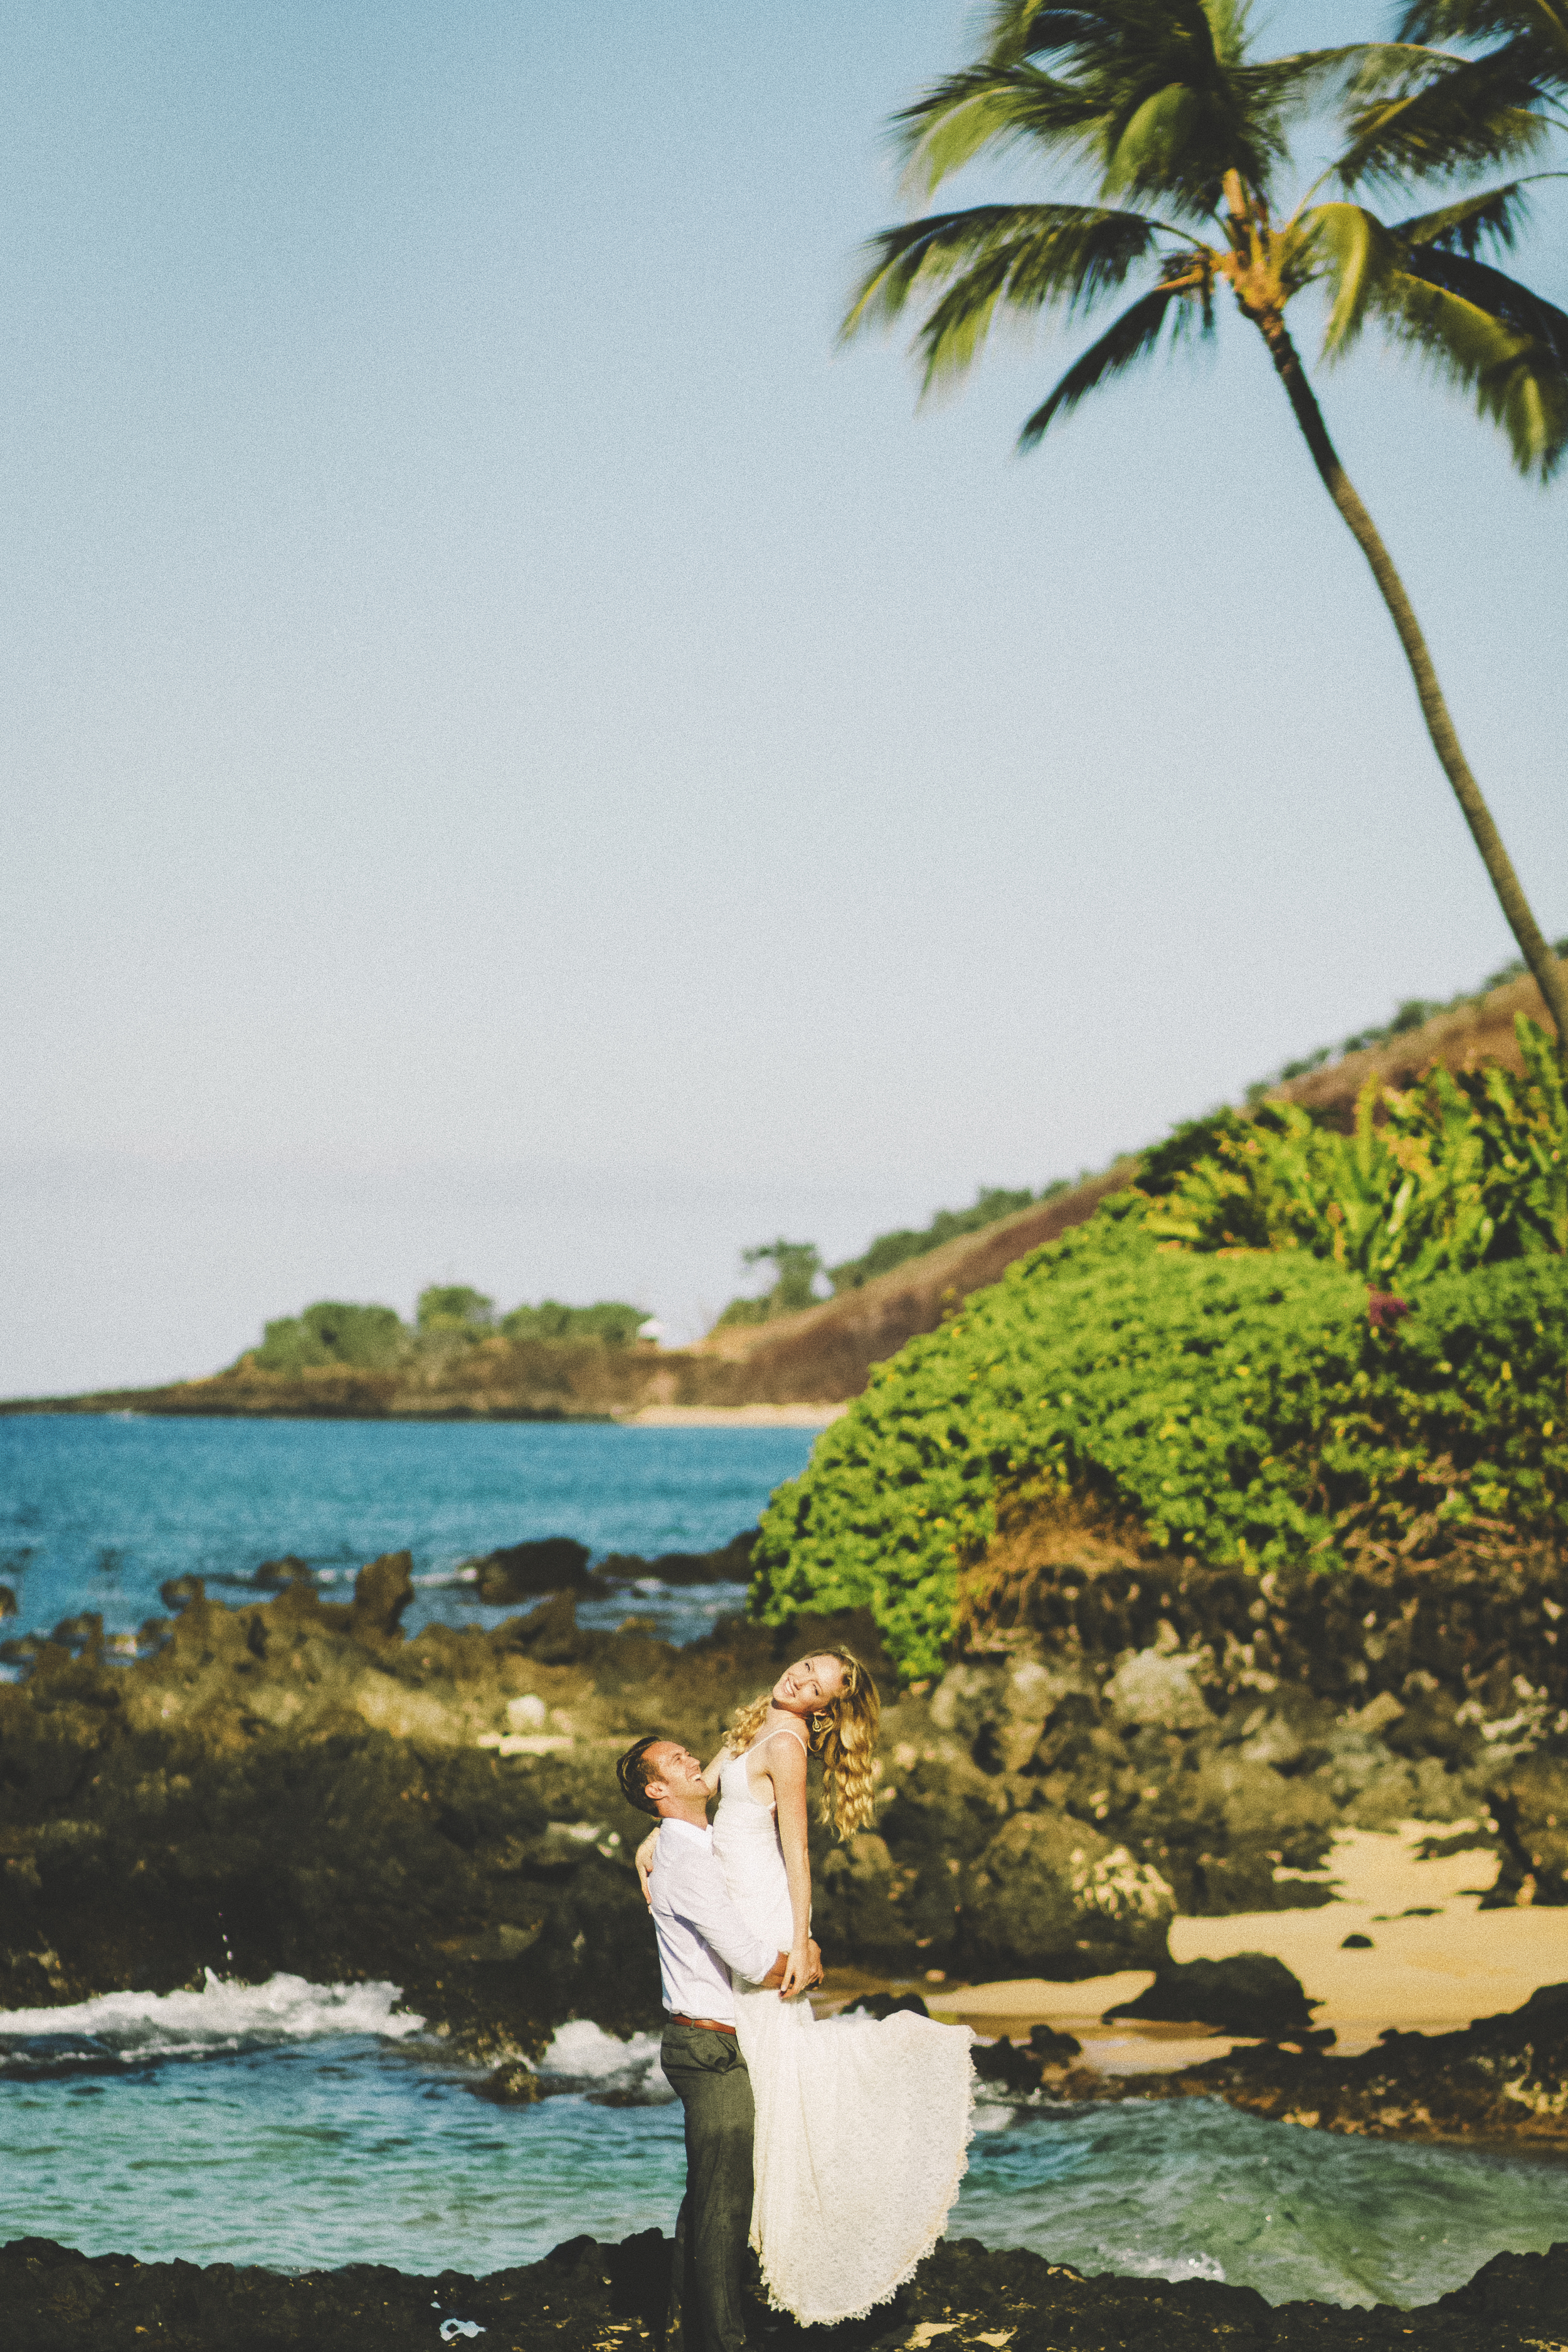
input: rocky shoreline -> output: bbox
[6,2230,1567,2349]
[1,1548,1563,2137]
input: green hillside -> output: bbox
[751,1017,1568,1678]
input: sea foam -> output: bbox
[0,1969,424,2067]
[536,2018,672,2100]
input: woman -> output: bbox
[638,1647,973,2328]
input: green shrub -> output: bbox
[253,1301,407,1374]
[713,1241,825,1329]
[751,1197,1568,1678]
[416,1285,497,1337]
[499,1300,650,1347]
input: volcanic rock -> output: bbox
[4,2230,1567,2349]
[1105,1952,1322,2041]
[1111,1981,1568,2144]
[961,1809,1175,1976]
[464,1535,595,1603]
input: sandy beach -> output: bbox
[919,1823,1567,2065]
[617,1401,849,1428]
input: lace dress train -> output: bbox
[711,1742,974,2328]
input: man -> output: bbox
[617,1734,821,2352]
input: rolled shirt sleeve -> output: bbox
[665,1833,778,1986]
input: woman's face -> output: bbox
[772,1654,845,1717]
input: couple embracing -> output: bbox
[616,1646,973,2348]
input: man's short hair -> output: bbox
[617,1733,668,1818]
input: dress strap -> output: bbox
[752,1722,810,1759]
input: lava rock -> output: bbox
[961,1809,1174,1976]
[348,1550,415,1639]
[3,2230,1567,2349]
[470,2058,540,2104]
[252,1555,314,1588]
[1105,1952,1322,2041]
[841,1990,930,2021]
[466,1537,595,1602]
[597,1529,759,1586]
[1107,1981,1568,2145]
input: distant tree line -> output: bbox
[1244,938,1568,1105]
[712,1184,1070,1329]
[248,1286,652,1373]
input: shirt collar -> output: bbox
[660,1814,713,1843]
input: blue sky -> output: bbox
[3,1,1565,1392]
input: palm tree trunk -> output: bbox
[1251,309,1568,1064]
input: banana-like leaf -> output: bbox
[1142,1020,1565,1281]
[1017,278,1201,446]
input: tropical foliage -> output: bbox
[1146,1014,1568,1278]
[253,1301,406,1375]
[751,1197,1568,1677]
[841,0,1568,1054]
[714,1240,828,1328]
[246,1288,650,1371]
[752,1016,1568,1675]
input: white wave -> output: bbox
[0,1969,424,2060]
[536,2018,671,2099]
[1114,2249,1227,2285]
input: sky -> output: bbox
[3,1,1565,1394]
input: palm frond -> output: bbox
[1395,177,1536,252]
[1017,276,1206,447]
[1369,241,1568,477]
[840,204,1162,382]
[1337,46,1550,189]
[1395,3,1568,91]
[894,64,1106,197]
[1306,204,1405,354]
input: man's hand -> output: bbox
[760,1939,823,1996]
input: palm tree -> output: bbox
[842,0,1568,1058]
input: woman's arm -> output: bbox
[763,1737,813,1999]
[697,1745,729,1796]
[634,1823,661,1905]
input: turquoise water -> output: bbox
[3,1416,1565,2309]
[0,1415,817,1650]
[2,2003,1564,2309]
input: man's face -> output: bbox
[644,1740,708,1810]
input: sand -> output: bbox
[617,1402,848,1428]
[919,1821,1568,2067]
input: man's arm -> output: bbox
[662,1836,783,1986]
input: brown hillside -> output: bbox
[694,1165,1135,1400]
[697,954,1567,1403]
[13,960,1559,1421]
[1272,958,1565,1125]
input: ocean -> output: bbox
[1,1414,1563,2308]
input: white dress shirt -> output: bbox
[648,1814,778,2023]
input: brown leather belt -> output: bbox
[667,2013,736,2035]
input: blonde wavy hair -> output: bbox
[726,1646,881,1840]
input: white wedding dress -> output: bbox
[711,1730,974,2328]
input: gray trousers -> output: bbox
[660,2019,755,2352]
